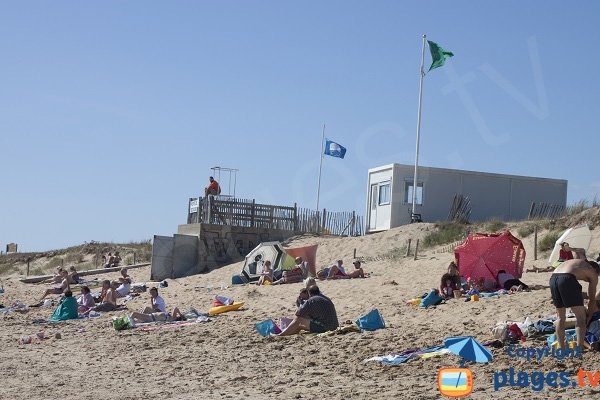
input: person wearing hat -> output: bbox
[204,176,221,196]
[348,260,365,278]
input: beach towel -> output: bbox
[50,297,78,321]
[356,309,385,331]
[135,318,209,331]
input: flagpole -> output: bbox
[411,34,426,222]
[316,123,325,210]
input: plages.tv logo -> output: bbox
[438,367,473,397]
[437,336,493,397]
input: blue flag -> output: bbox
[324,139,346,159]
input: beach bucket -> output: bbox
[471,294,479,302]
[409,298,422,306]
[551,341,577,351]
[453,290,462,299]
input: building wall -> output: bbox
[151,223,298,281]
[366,163,567,232]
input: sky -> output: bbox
[1,1,599,251]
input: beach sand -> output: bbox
[1,223,599,399]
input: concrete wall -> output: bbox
[151,223,298,281]
[366,163,568,232]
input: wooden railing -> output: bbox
[187,197,363,236]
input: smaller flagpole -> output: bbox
[411,34,426,221]
[316,124,326,211]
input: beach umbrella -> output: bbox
[548,224,591,263]
[454,230,525,283]
[241,242,296,282]
[444,336,493,363]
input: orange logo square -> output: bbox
[438,368,473,398]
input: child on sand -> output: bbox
[256,260,273,286]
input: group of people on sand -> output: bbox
[103,251,122,269]
[437,261,530,301]
[40,267,133,312]
[436,243,600,353]
[40,266,81,300]
[256,256,366,286]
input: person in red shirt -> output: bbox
[559,242,574,262]
[204,176,221,196]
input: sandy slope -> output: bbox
[1,223,600,399]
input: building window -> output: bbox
[378,183,391,205]
[405,181,423,205]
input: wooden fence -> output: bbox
[528,202,566,220]
[187,197,363,236]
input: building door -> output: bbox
[368,184,378,230]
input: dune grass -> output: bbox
[423,222,467,248]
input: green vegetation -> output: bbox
[65,252,84,264]
[0,240,152,277]
[517,224,536,238]
[539,230,561,252]
[486,219,506,233]
[423,222,467,248]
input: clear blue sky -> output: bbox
[2,1,599,251]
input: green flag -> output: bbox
[427,40,454,71]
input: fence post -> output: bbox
[133,252,137,265]
[413,239,419,260]
[353,248,356,259]
[293,203,298,232]
[27,257,30,276]
[251,200,256,228]
[534,226,538,261]
[406,239,412,257]
[322,209,327,233]
[61,258,64,267]
[207,195,213,224]
[351,211,356,236]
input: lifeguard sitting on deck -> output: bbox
[205,176,221,196]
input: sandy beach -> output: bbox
[1,222,600,400]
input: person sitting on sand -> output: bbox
[528,243,588,274]
[84,280,118,313]
[129,306,185,324]
[296,288,309,308]
[77,286,96,313]
[50,290,79,321]
[129,288,169,323]
[295,257,310,279]
[112,251,122,268]
[317,260,348,280]
[103,252,114,268]
[348,260,366,278]
[114,268,132,298]
[550,258,599,350]
[440,262,462,298]
[40,270,70,300]
[497,269,529,292]
[68,266,81,284]
[43,267,66,284]
[256,260,273,286]
[279,285,339,336]
[559,242,574,262]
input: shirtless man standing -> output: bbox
[550,258,599,349]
